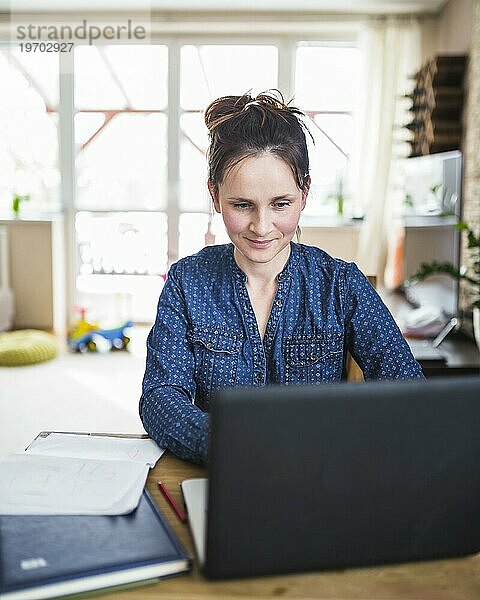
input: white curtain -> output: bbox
[353,18,422,281]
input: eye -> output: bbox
[274,201,291,209]
[233,203,251,210]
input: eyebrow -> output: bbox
[226,195,296,202]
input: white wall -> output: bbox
[436,0,474,53]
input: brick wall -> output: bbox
[461,0,480,321]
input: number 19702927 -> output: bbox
[19,42,74,52]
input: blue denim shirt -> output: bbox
[140,242,423,464]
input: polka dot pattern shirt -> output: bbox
[140,242,424,464]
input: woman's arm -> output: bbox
[139,263,209,464]
[344,262,424,380]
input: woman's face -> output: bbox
[209,152,309,267]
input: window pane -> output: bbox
[179,113,210,212]
[76,113,167,210]
[295,45,360,217]
[0,48,60,213]
[211,213,230,245]
[75,46,126,110]
[303,115,349,218]
[11,47,59,108]
[181,45,278,111]
[75,112,106,146]
[179,213,231,259]
[314,113,354,157]
[103,45,168,110]
[76,211,167,276]
[76,273,165,324]
[179,213,209,259]
[295,45,360,111]
[75,212,167,323]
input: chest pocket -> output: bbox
[188,326,242,408]
[284,334,343,385]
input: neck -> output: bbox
[234,243,291,288]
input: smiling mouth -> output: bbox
[246,239,274,246]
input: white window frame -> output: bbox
[1,25,362,323]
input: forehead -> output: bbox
[222,153,298,194]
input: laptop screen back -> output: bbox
[205,377,480,579]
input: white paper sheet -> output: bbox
[181,478,208,566]
[0,453,149,515]
[26,433,164,467]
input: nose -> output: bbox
[249,208,272,238]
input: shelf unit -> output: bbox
[405,55,467,157]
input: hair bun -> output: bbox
[204,94,248,133]
[204,89,298,133]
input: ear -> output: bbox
[208,180,221,214]
[301,176,311,210]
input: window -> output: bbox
[178,44,278,250]
[294,43,360,218]
[73,45,168,322]
[75,212,167,323]
[0,47,60,213]
[1,32,362,324]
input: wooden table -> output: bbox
[99,452,480,600]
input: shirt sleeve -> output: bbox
[139,262,210,464]
[343,262,424,380]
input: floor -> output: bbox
[0,327,150,460]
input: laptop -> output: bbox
[181,376,480,579]
[406,339,447,363]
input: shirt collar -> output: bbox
[227,241,301,283]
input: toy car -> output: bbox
[68,308,132,353]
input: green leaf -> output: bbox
[456,221,469,232]
[11,193,30,214]
[467,230,480,248]
[408,261,479,287]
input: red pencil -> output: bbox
[158,481,187,523]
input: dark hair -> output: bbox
[204,90,312,196]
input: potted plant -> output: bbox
[408,221,480,349]
[327,173,346,217]
[12,193,30,216]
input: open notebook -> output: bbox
[0,432,164,516]
[181,478,208,566]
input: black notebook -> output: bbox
[0,490,190,599]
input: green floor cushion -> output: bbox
[0,329,58,366]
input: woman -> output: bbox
[140,91,423,465]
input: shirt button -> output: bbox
[255,372,263,382]
[275,299,282,307]
[277,272,285,281]
[206,342,213,349]
[310,353,318,362]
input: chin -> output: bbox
[245,252,277,264]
